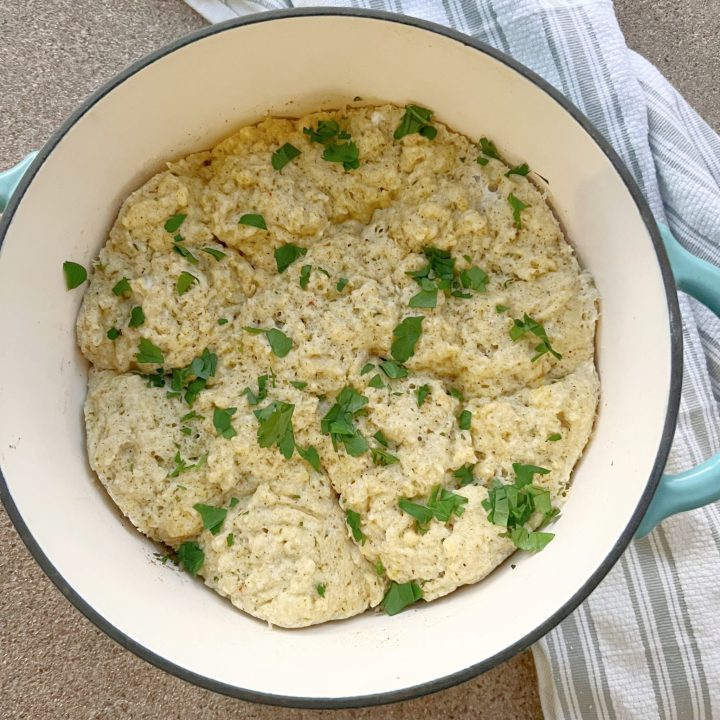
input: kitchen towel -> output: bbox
[182,1,720,718]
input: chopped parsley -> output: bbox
[202,247,226,261]
[242,326,265,335]
[322,141,360,171]
[266,328,292,358]
[399,484,467,533]
[274,243,307,273]
[112,277,131,296]
[478,136,501,161]
[135,338,164,366]
[193,503,227,535]
[226,533,234,547]
[173,240,198,264]
[379,360,408,379]
[496,304,509,313]
[238,213,267,230]
[345,509,366,544]
[297,444,321,472]
[315,583,326,598]
[394,105,437,141]
[416,384,430,407]
[375,559,385,576]
[254,401,295,458]
[391,316,423,363]
[508,193,529,229]
[213,406,237,439]
[509,313,562,361]
[168,451,207,478]
[63,261,87,290]
[360,363,375,375]
[482,463,556,551]
[449,387,465,402]
[398,498,434,533]
[460,266,489,292]
[336,277,348,292]
[371,446,399,466]
[547,433,562,442]
[409,278,439,308]
[299,264,312,289]
[170,348,217,405]
[290,380,307,390]
[321,387,369,456]
[229,497,239,508]
[382,581,423,615]
[106,327,121,340]
[458,409,472,430]
[181,410,203,422]
[368,374,385,389]
[476,156,489,166]
[218,317,228,325]
[164,213,187,233]
[271,142,301,171]
[506,163,530,177]
[177,541,203,576]
[303,120,350,144]
[128,306,145,328]
[176,271,198,295]
[453,463,476,487]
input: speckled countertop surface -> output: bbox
[1,2,718,718]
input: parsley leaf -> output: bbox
[409,283,438,308]
[297,444,321,472]
[226,533,234,547]
[168,451,207,478]
[177,541,203,576]
[181,410,202,422]
[345,509,366,544]
[289,380,307,390]
[379,360,408,379]
[128,306,145,328]
[394,105,437,141]
[242,326,265,335]
[265,328,292,358]
[176,271,198,295]
[506,163,530,177]
[375,559,385,576]
[513,463,550,488]
[229,497,239,508]
[508,193,529,229]
[299,264,312,289]
[173,240,198,264]
[322,141,360,171]
[547,433,562,442]
[303,120,350,144]
[321,387,369,456]
[112,277,131,296]
[368,374,385,389]
[202,247,226,261]
[271,142,301,171]
[509,313,562,361]
[496,304,509,313]
[63,261,87,290]
[193,503,227,535]
[510,527,555,552]
[449,387,465,402]
[371,446,399,466]
[213,406,237,439]
[315,583,326,598]
[239,213,267,230]
[458,409,472,430]
[336,277,348,292]
[106,327,121,340]
[399,498,434,533]
[254,401,295,458]
[135,338,164,366]
[478,137,501,161]
[391,316,423,363]
[416,384,430,407]
[476,156,489,166]
[460,266,489,292]
[453,463,476,487]
[427,485,468,522]
[242,374,268,406]
[382,581,423,615]
[218,318,228,325]
[164,213,187,233]
[274,243,307,273]
[360,363,375,375]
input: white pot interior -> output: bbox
[0,13,673,703]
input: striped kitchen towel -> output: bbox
[183,1,720,717]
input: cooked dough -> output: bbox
[81,104,599,627]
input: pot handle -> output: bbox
[636,223,720,537]
[0,151,38,214]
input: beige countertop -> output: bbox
[1,2,717,718]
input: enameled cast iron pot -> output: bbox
[1,9,720,709]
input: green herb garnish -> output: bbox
[202,247,226,261]
[299,264,312,289]
[360,363,375,375]
[382,581,423,615]
[547,433,562,442]
[274,243,307,273]
[368,374,385,389]
[177,541,203,576]
[112,277,131,296]
[478,137,501,161]
[371,446,399,466]
[271,142,301,171]
[394,105,437,141]
[290,380,307,390]
[345,509,366,544]
[173,240,198,264]
[303,120,350,144]
[336,277,348,292]
[193,503,227,535]
[168,451,207,478]
[416,384,430,407]
[315,583,326,598]
[135,338,164,366]
[453,463,476,487]
[229,497,239,508]
[321,387,369,456]
[297,445,321,472]
[176,271,198,295]
[400,484,467,532]
[506,163,530,177]
[63,261,87,289]
[496,304,509,313]
[164,213,187,233]
[254,401,295,458]
[226,533,234,547]
[391,316,423,363]
[398,498,434,533]
[213,407,237,439]
[239,213,267,230]
[106,327,121,340]
[409,278,439,309]
[266,328,292,358]
[509,313,562,361]
[460,266,489,292]
[379,360,408,379]
[322,141,360,171]
[128,306,145,328]
[218,317,228,325]
[458,409,472,430]
[508,193,529,229]
[375,559,385,576]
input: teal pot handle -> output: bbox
[0,151,38,213]
[636,223,720,537]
